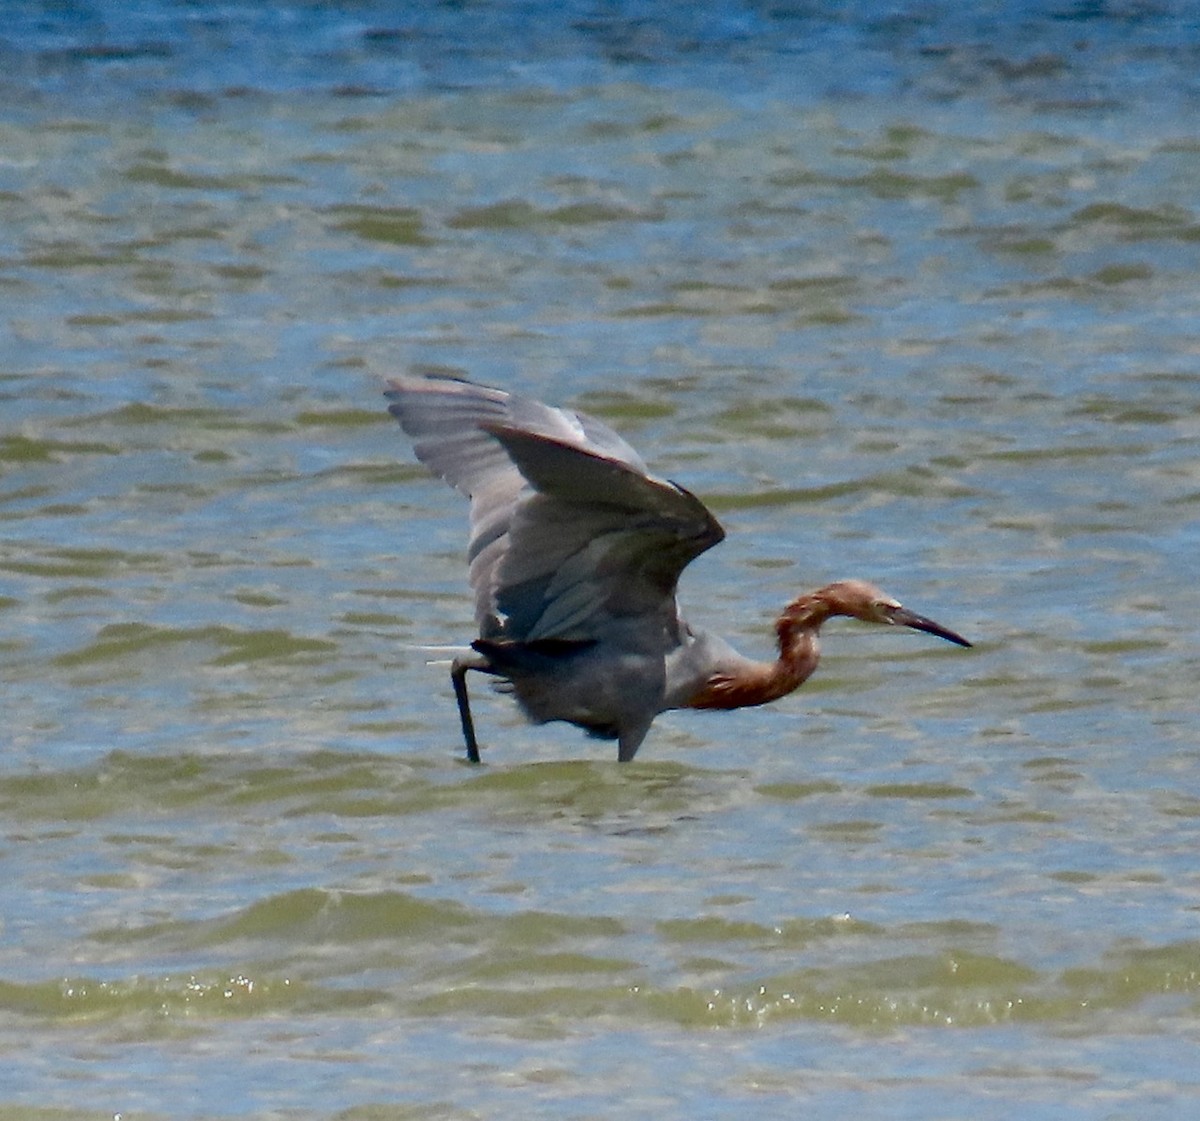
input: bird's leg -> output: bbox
[616,717,654,763]
[450,654,483,763]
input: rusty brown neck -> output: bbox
[688,588,838,711]
[770,588,832,693]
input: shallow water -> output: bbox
[3,3,1200,1118]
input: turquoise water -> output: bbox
[2,4,1200,1118]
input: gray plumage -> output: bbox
[385,372,972,763]
[386,372,728,761]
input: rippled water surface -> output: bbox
[3,3,1200,1118]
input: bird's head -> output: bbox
[819,579,972,648]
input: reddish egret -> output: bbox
[386,373,971,762]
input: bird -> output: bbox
[385,371,971,763]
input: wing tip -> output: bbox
[383,366,475,399]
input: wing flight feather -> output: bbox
[385,373,723,642]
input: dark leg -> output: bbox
[451,658,481,763]
[617,717,652,763]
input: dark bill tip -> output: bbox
[889,607,973,648]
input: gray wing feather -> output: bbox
[384,372,647,496]
[385,372,723,641]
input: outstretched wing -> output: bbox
[482,424,724,642]
[384,372,724,641]
[384,370,648,497]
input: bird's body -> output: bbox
[386,372,971,762]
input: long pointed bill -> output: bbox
[887,606,973,648]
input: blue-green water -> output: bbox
[3,4,1200,1118]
